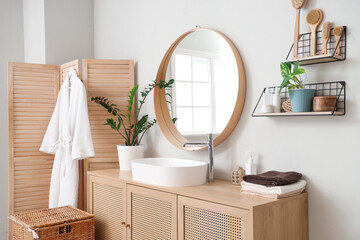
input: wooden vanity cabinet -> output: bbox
[88,175,177,240]
[88,169,308,240]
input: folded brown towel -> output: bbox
[243,171,302,187]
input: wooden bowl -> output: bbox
[313,96,337,112]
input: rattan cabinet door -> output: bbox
[88,175,127,240]
[178,196,251,240]
[127,185,177,240]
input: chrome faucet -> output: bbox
[183,133,215,183]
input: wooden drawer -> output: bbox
[178,196,250,240]
[127,185,177,240]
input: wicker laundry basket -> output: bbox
[9,205,94,240]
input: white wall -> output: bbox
[0,1,24,238]
[94,0,360,239]
[44,0,94,64]
[23,0,45,63]
[23,0,94,65]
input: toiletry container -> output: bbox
[232,166,245,185]
[263,87,273,105]
[261,104,274,113]
[273,88,281,113]
[245,152,257,175]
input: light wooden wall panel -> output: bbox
[82,59,134,209]
[8,62,59,217]
[60,59,80,85]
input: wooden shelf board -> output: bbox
[284,54,344,66]
[252,111,344,117]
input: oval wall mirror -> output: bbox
[154,28,246,150]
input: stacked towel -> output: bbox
[240,171,306,199]
[243,171,302,186]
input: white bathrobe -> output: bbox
[40,68,94,208]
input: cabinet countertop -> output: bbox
[88,169,307,211]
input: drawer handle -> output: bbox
[126,224,131,228]
[121,222,126,225]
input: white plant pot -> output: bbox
[117,145,144,171]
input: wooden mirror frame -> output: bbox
[154,27,246,150]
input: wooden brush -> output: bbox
[307,9,323,56]
[333,26,344,56]
[321,22,331,55]
[292,0,307,58]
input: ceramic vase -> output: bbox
[289,89,316,112]
[117,145,144,171]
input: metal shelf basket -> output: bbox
[285,26,346,66]
[252,81,346,117]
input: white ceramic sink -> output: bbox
[131,158,208,187]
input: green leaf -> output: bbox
[280,62,291,78]
[288,84,298,90]
[292,68,305,76]
[127,85,139,114]
[137,115,148,128]
[279,76,291,94]
[91,96,120,116]
[293,61,299,72]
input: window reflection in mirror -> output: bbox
[166,30,238,137]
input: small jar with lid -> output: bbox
[231,166,245,185]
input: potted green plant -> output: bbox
[279,61,315,112]
[91,79,175,170]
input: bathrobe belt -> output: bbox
[52,137,74,176]
[53,137,73,149]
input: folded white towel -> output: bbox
[241,187,305,199]
[241,179,307,195]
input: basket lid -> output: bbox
[9,205,94,229]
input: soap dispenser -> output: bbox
[245,152,257,175]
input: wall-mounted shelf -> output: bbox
[252,81,346,117]
[253,111,344,117]
[285,26,346,66]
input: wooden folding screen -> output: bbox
[9,59,135,222]
[8,62,59,216]
[82,59,134,209]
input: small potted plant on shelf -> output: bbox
[91,79,175,171]
[279,61,315,112]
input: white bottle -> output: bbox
[263,87,273,105]
[273,88,281,113]
[245,152,257,175]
